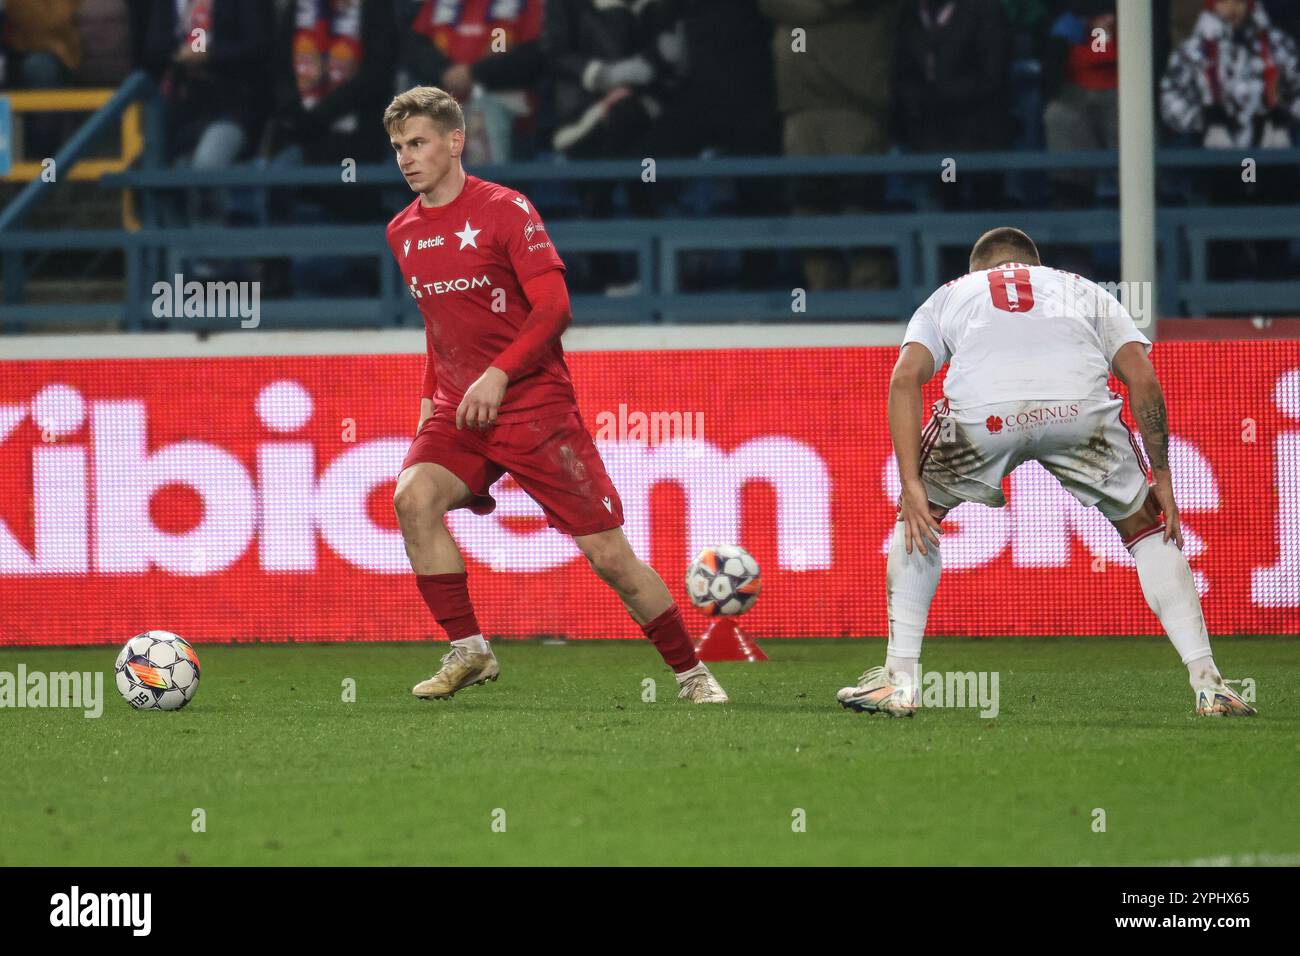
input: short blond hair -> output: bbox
[383,86,465,135]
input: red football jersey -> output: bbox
[386,175,573,422]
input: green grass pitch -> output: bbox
[1,636,1296,866]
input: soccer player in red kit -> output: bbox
[383,86,728,704]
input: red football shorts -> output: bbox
[400,408,625,537]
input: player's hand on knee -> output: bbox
[900,479,943,556]
[1149,479,1184,549]
[1165,512,1184,550]
[456,367,508,431]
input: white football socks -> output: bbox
[884,520,941,685]
[675,662,708,684]
[878,516,1223,692]
[451,634,490,655]
[1129,534,1219,688]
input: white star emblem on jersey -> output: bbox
[455,220,481,250]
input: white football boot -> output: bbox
[412,644,500,700]
[676,665,729,704]
[1193,682,1257,717]
[837,666,918,717]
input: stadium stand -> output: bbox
[1,0,1298,333]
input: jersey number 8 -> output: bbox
[987,268,1035,313]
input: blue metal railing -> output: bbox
[4,206,1297,329]
[0,71,162,324]
[93,145,1300,185]
[0,71,159,232]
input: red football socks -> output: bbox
[417,574,697,669]
[641,604,700,673]
[415,572,482,640]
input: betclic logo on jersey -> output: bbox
[402,236,447,257]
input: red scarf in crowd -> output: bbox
[294,0,363,108]
[175,0,212,44]
[410,0,542,65]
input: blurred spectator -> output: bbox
[892,0,1012,153]
[258,1,399,297]
[1004,0,1053,43]
[542,0,684,161]
[1001,0,1052,206]
[264,0,397,167]
[400,0,545,163]
[759,0,902,291]
[1043,2,1118,206]
[1162,0,1300,279]
[1169,0,1300,48]
[4,0,82,156]
[1003,0,1053,141]
[543,0,687,295]
[659,0,779,293]
[76,0,133,87]
[130,0,271,285]
[3,0,80,88]
[132,0,271,169]
[1161,0,1300,149]
[661,0,777,158]
[1168,0,1203,46]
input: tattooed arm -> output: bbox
[1112,342,1181,545]
[890,343,943,556]
[1133,388,1170,472]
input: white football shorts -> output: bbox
[918,394,1151,521]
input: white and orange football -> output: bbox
[686,545,762,617]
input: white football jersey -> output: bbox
[901,263,1153,410]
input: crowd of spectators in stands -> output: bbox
[3,0,1299,292]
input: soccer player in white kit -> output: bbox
[837,227,1256,718]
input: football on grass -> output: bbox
[115,631,202,711]
[686,545,762,616]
